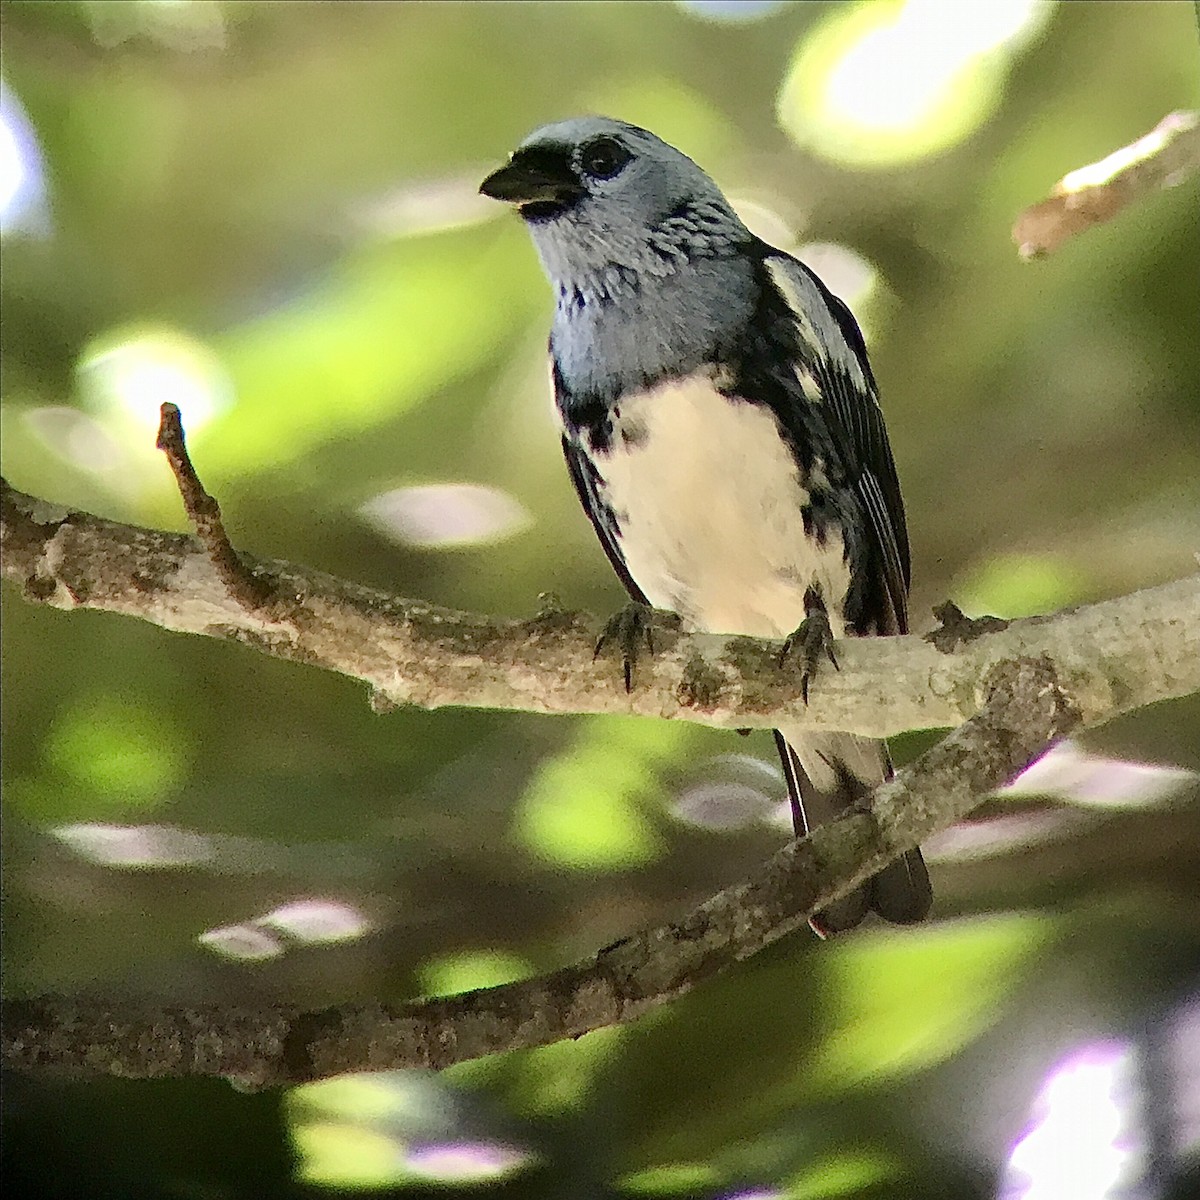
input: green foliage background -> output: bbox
[2,3,1198,1198]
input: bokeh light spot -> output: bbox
[77,325,235,436]
[351,173,497,240]
[807,915,1049,1094]
[417,949,534,998]
[360,483,532,549]
[198,923,285,962]
[287,1072,532,1189]
[671,753,781,830]
[403,1140,532,1182]
[1002,1041,1146,1200]
[620,1162,721,1196]
[45,695,189,808]
[23,406,128,473]
[513,718,687,870]
[1003,740,1197,808]
[0,80,48,237]
[785,1150,900,1199]
[778,0,1053,167]
[82,0,228,52]
[257,898,373,945]
[50,822,213,868]
[291,1122,401,1189]
[797,242,879,311]
[729,196,799,251]
[954,551,1087,619]
[676,1,785,24]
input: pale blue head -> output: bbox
[480,116,751,289]
[481,117,761,401]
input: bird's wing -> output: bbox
[758,249,910,635]
[561,434,650,606]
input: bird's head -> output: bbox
[480,116,748,285]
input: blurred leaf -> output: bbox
[606,915,1049,1170]
[37,694,190,816]
[291,1121,400,1189]
[786,1149,901,1199]
[511,716,708,870]
[619,1160,722,1196]
[954,551,1090,618]
[417,948,534,997]
[196,227,535,487]
[806,914,1050,1092]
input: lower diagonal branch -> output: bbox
[1,656,1080,1087]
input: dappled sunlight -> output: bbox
[417,949,534,997]
[923,808,1078,863]
[44,695,190,812]
[676,0,785,24]
[784,1151,902,1199]
[402,1140,532,1182]
[511,717,696,870]
[258,898,372,945]
[198,922,285,962]
[620,1162,722,1196]
[288,1072,537,1189]
[1003,740,1197,808]
[359,482,532,549]
[730,195,802,251]
[81,0,228,52]
[49,822,214,869]
[205,234,524,479]
[953,550,1089,619]
[1001,1041,1147,1200]
[455,1026,627,1119]
[796,242,878,312]
[199,897,373,959]
[3,0,1198,1193]
[778,0,1054,166]
[77,325,235,436]
[1166,997,1200,1155]
[23,406,128,474]
[807,916,1050,1095]
[670,753,782,831]
[351,173,498,240]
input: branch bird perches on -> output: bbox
[1,405,1198,1085]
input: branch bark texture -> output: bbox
[3,478,1197,739]
[2,473,1198,1085]
[4,658,1081,1086]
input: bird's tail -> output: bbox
[776,728,932,936]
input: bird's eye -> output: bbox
[580,137,631,180]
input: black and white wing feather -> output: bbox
[561,435,650,607]
[758,249,911,636]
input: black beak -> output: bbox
[479,148,584,211]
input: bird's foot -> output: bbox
[594,602,677,693]
[778,590,839,705]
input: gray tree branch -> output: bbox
[2,478,1198,739]
[3,458,1199,1085]
[3,657,1083,1086]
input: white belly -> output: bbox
[579,372,851,639]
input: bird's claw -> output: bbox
[595,602,663,692]
[779,608,839,705]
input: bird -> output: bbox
[480,117,931,934]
